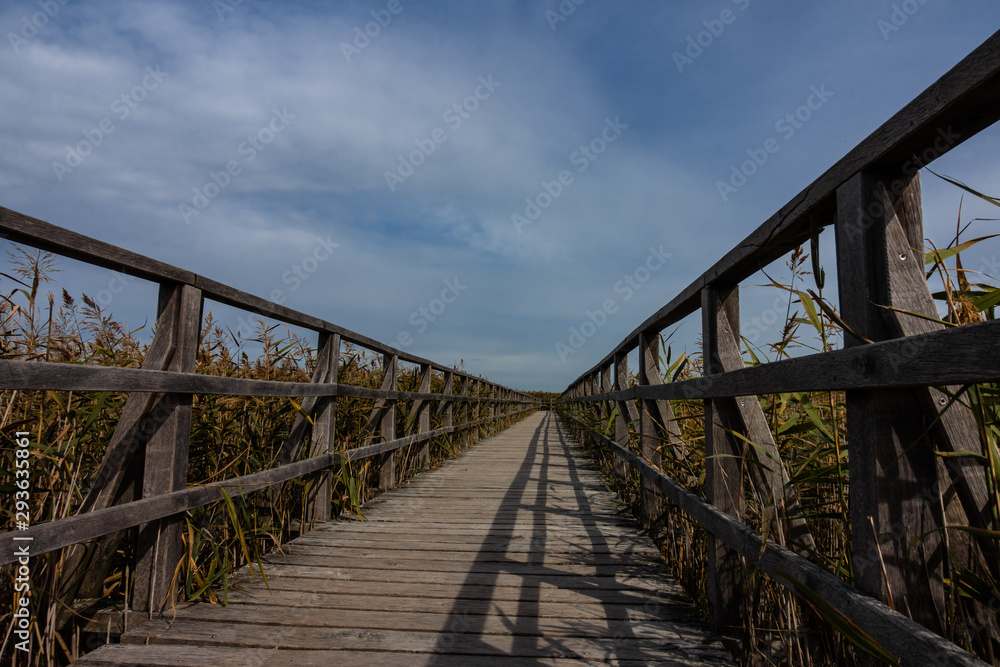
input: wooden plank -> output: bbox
[564,413,990,667]
[77,644,641,667]
[218,589,675,620]
[115,619,713,661]
[566,30,1000,390]
[77,413,729,667]
[219,574,686,605]
[136,605,707,642]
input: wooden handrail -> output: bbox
[558,29,1000,667]
[565,30,1000,391]
[0,211,538,616]
[559,414,988,667]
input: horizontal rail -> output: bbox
[0,411,528,566]
[560,414,988,667]
[565,318,1000,403]
[0,206,510,385]
[567,30,1000,390]
[0,360,536,403]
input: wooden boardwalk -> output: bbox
[78,412,731,666]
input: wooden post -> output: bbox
[413,364,432,469]
[836,171,948,637]
[612,353,635,483]
[57,283,204,612]
[637,331,670,537]
[472,379,481,444]
[133,283,202,614]
[600,365,611,425]
[441,371,454,447]
[459,376,470,449]
[702,284,746,634]
[378,354,398,490]
[306,332,339,524]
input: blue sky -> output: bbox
[1,0,998,392]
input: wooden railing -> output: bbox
[0,209,537,617]
[558,31,1000,667]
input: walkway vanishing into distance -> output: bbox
[77,412,730,666]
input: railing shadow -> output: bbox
[428,412,693,664]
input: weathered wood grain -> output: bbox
[0,418,530,565]
[563,413,990,667]
[76,413,730,666]
[569,318,1000,403]
[837,171,948,638]
[134,283,202,614]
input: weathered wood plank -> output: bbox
[571,318,1000,403]
[77,413,728,666]
[78,644,656,667]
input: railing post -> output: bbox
[306,332,339,524]
[441,370,454,452]
[414,363,432,469]
[460,375,470,449]
[701,284,746,634]
[379,354,399,490]
[637,331,670,537]
[836,171,947,638]
[600,365,611,424]
[133,283,202,615]
[472,379,481,443]
[612,353,633,482]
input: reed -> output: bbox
[559,177,1000,666]
[0,250,523,665]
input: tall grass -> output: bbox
[0,250,526,665]
[559,180,1000,666]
